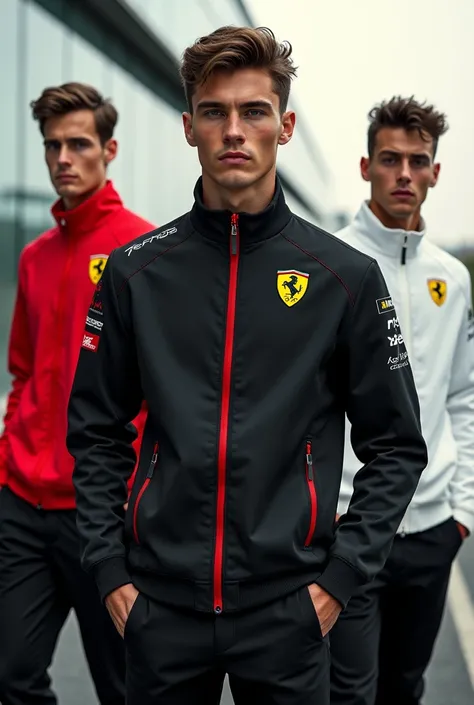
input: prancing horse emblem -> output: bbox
[89,255,108,285]
[277,270,309,307]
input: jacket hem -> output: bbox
[130,566,323,613]
[398,500,453,535]
[6,475,76,510]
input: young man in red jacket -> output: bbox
[0,82,154,705]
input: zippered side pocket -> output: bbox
[304,439,317,547]
[133,442,159,544]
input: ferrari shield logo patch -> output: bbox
[427,279,447,307]
[277,270,309,307]
[89,255,108,285]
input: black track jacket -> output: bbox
[67,178,427,614]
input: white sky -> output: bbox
[251,0,474,248]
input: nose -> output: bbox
[58,145,72,166]
[222,111,246,145]
[398,158,412,183]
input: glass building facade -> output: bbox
[0,0,336,391]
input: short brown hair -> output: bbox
[367,96,448,158]
[30,82,118,145]
[180,26,297,114]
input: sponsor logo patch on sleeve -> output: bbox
[81,332,100,352]
[376,296,395,315]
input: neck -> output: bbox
[61,180,106,211]
[369,199,422,232]
[202,169,276,214]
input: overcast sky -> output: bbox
[251,0,474,248]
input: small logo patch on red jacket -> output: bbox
[81,332,100,352]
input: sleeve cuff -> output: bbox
[315,555,366,609]
[453,508,474,535]
[92,556,133,602]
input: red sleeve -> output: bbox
[0,252,34,484]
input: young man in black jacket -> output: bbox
[67,26,427,705]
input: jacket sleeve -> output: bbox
[67,250,143,600]
[316,261,427,607]
[0,251,34,484]
[447,274,474,534]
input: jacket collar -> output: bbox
[51,180,123,235]
[352,201,425,260]
[189,176,292,246]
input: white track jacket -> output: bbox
[336,202,474,534]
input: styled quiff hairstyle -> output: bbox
[180,26,297,114]
[30,82,118,145]
[367,96,448,158]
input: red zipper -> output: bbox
[133,442,159,544]
[304,439,317,547]
[213,213,240,614]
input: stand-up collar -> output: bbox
[51,180,123,235]
[190,176,292,246]
[353,201,425,260]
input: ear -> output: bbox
[430,162,440,188]
[278,111,296,146]
[183,112,197,147]
[104,139,118,166]
[360,156,371,182]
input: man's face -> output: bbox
[43,109,117,209]
[361,127,440,223]
[182,68,295,193]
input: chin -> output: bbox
[55,184,80,199]
[387,203,418,219]
[215,172,259,191]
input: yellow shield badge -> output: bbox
[277,270,309,307]
[89,254,108,285]
[427,278,447,307]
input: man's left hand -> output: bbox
[307,583,342,637]
[456,522,469,540]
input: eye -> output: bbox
[203,109,225,118]
[412,157,429,168]
[245,109,265,117]
[45,142,60,152]
[382,156,396,165]
[72,139,90,150]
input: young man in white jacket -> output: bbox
[330,96,474,705]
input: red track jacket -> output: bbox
[0,181,154,509]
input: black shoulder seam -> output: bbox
[117,232,193,295]
[283,234,355,306]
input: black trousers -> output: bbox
[330,517,463,705]
[0,486,125,705]
[124,584,330,704]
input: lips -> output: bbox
[219,153,251,165]
[392,190,413,197]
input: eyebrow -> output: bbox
[195,100,274,111]
[379,149,431,159]
[43,136,92,144]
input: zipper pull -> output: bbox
[306,442,313,481]
[401,234,408,265]
[230,214,238,255]
[146,443,159,478]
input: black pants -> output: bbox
[330,517,463,705]
[124,585,330,704]
[0,486,125,705]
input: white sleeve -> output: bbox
[447,273,474,533]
